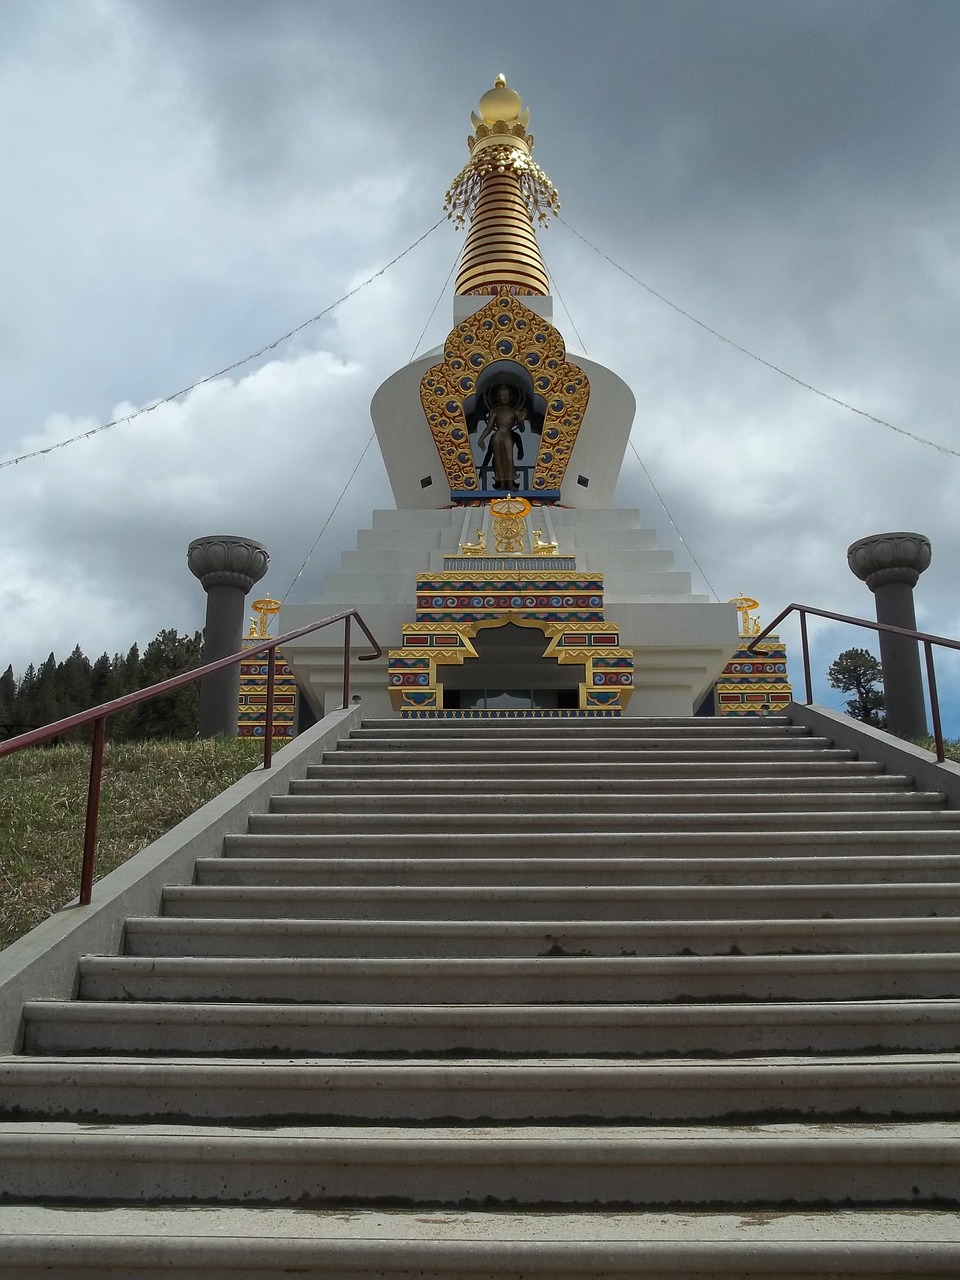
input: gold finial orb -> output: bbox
[478,74,523,125]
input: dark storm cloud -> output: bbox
[2,0,960,723]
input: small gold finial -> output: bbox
[247,597,281,639]
[730,595,762,636]
[495,73,506,87]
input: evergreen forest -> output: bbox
[0,630,203,742]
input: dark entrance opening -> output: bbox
[439,623,584,711]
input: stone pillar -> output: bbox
[847,532,931,739]
[188,535,269,738]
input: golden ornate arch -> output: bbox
[419,289,590,494]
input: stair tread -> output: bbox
[2,1203,959,1245]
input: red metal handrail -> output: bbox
[748,603,960,762]
[0,609,382,905]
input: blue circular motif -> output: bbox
[511,596,523,607]
[471,596,484,606]
[433,597,444,607]
[589,596,602,607]
[550,596,562,606]
[417,675,429,685]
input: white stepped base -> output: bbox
[2,1207,960,1277]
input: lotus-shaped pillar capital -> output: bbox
[187,535,269,594]
[846,532,931,592]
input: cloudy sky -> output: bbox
[3,0,960,727]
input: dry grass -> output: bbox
[0,738,263,950]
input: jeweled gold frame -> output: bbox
[420,289,590,494]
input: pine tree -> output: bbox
[827,648,886,728]
[129,629,202,739]
[0,665,15,717]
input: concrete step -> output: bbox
[293,773,909,796]
[85,950,960,1002]
[24,998,960,1057]
[356,716,797,730]
[308,752,885,773]
[159,881,960,921]
[4,1054,959,1123]
[196,852,960,888]
[271,790,944,815]
[1,1120,958,1208]
[248,809,960,835]
[348,722,809,740]
[2,1206,960,1278]
[324,746,862,766]
[222,828,960,860]
[329,740,843,762]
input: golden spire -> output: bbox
[445,75,559,297]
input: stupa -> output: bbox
[282,77,737,717]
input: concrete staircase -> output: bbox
[2,714,960,1276]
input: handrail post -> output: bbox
[923,640,945,762]
[799,610,813,704]
[263,644,277,770]
[80,717,107,907]
[342,613,352,709]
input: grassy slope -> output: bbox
[0,738,263,950]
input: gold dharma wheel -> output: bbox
[490,496,531,554]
